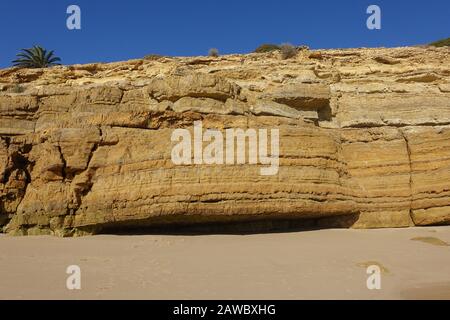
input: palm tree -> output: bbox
[12,46,61,68]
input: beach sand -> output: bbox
[0,226,449,300]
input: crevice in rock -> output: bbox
[343,121,450,129]
[272,96,330,111]
[19,143,33,154]
[85,126,102,169]
[2,150,30,184]
[56,145,67,181]
[1,136,11,148]
[71,126,105,214]
[399,129,414,225]
[317,103,333,122]
[0,144,33,230]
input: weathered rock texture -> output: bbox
[1,46,449,236]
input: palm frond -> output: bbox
[12,45,62,68]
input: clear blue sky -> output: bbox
[1,0,448,68]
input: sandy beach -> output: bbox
[1,226,449,300]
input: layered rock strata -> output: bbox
[0,46,449,236]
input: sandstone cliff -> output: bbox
[0,46,449,236]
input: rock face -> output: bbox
[0,46,449,236]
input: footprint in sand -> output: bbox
[410,237,449,247]
[356,261,390,274]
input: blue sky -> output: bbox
[0,0,448,68]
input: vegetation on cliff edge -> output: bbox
[13,46,61,68]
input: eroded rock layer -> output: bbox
[0,46,449,236]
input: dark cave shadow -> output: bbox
[97,214,360,236]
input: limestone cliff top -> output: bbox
[1,46,449,92]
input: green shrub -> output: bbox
[208,48,219,57]
[280,43,298,59]
[254,44,281,53]
[144,54,165,60]
[429,37,450,47]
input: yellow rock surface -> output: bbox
[0,46,449,235]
